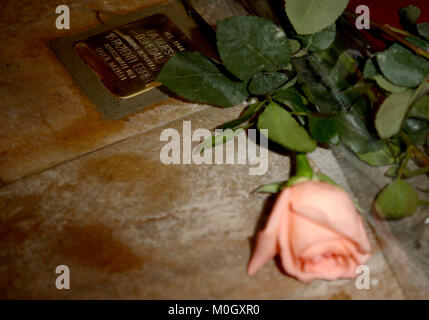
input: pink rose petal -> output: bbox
[248,181,372,282]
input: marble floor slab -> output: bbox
[0,106,405,299]
[0,2,207,184]
[0,0,167,30]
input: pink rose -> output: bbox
[247,181,371,282]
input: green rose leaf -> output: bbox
[373,75,407,93]
[385,165,413,179]
[272,88,310,125]
[337,111,377,154]
[272,89,309,112]
[285,0,349,35]
[257,102,316,152]
[308,116,339,144]
[418,23,429,41]
[157,51,247,107]
[280,76,298,90]
[386,163,429,179]
[313,174,342,188]
[293,52,359,114]
[296,23,336,52]
[216,16,291,80]
[409,95,429,120]
[253,181,285,194]
[406,36,429,51]
[363,58,407,92]
[414,81,429,101]
[374,180,419,219]
[328,50,360,89]
[403,118,429,146]
[293,50,308,58]
[199,127,245,152]
[248,72,289,95]
[376,43,429,88]
[357,144,397,166]
[375,90,414,139]
[289,39,301,55]
[219,100,265,130]
[337,110,396,166]
[363,58,378,79]
[399,5,421,30]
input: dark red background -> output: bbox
[343,0,429,51]
[347,0,429,27]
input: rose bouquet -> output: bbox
[157,0,429,288]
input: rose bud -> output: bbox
[247,180,372,282]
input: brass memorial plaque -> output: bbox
[49,2,210,120]
[74,14,193,99]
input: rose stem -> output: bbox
[295,154,313,179]
[343,11,429,60]
[403,166,429,178]
[386,25,412,37]
[418,200,429,206]
[398,152,411,180]
[286,154,314,187]
[399,131,429,167]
